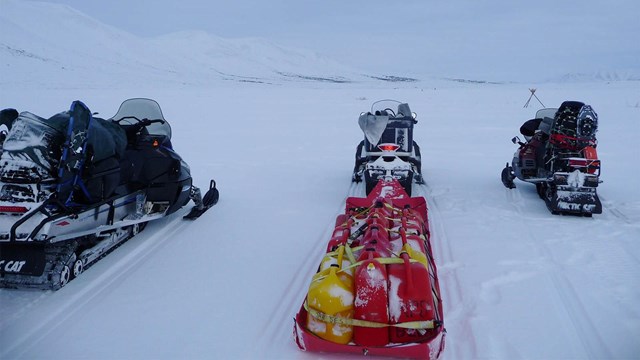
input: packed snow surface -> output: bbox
[1,1,639,359]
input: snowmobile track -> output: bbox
[0,210,190,359]
[508,190,614,359]
[599,195,634,225]
[419,182,478,359]
[252,181,362,358]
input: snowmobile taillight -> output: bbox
[553,174,569,185]
[568,158,600,172]
[0,205,28,214]
[568,158,588,168]
[378,144,400,152]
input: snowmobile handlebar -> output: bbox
[114,116,166,134]
[114,116,165,126]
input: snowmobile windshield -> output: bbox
[110,98,172,139]
[370,100,413,119]
[535,108,557,120]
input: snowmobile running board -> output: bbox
[3,191,160,243]
[0,188,213,290]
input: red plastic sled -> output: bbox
[293,179,446,359]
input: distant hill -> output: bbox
[0,0,404,88]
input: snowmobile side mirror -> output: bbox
[511,136,526,146]
[511,136,519,144]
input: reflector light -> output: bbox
[569,158,600,168]
[0,205,28,213]
[153,139,159,147]
[569,159,588,167]
[378,144,400,152]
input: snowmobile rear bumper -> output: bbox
[546,187,602,215]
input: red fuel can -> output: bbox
[353,248,390,346]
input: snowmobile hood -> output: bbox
[358,112,388,146]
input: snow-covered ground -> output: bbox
[1,1,639,359]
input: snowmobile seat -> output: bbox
[519,118,542,137]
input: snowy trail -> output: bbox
[508,189,612,359]
[242,180,365,359]
[0,82,638,359]
[419,182,477,359]
[0,210,189,359]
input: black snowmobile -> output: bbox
[0,98,218,289]
[352,100,423,196]
[501,101,602,216]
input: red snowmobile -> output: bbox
[501,101,602,215]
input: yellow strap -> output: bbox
[311,256,420,282]
[304,302,437,329]
[344,243,357,264]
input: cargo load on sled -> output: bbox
[294,179,445,359]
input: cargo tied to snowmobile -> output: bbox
[0,98,219,290]
[501,101,602,216]
[352,100,423,196]
[293,179,445,359]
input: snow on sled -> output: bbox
[501,101,602,216]
[0,98,219,290]
[294,179,445,359]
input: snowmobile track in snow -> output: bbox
[600,195,634,225]
[0,210,190,359]
[420,182,478,359]
[508,188,614,359]
[251,181,362,358]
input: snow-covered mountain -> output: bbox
[0,0,396,88]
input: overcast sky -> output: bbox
[32,0,640,80]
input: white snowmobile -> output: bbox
[0,98,218,289]
[501,101,602,216]
[352,100,423,196]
